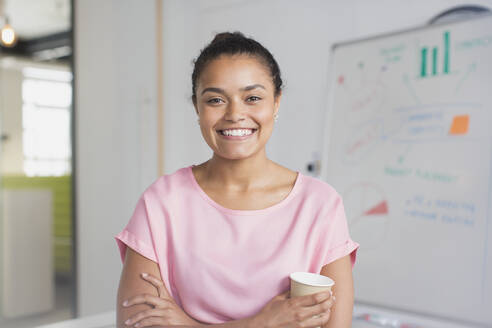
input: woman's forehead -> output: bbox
[198,55,272,86]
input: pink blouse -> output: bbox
[115,165,359,324]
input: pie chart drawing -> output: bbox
[343,182,390,250]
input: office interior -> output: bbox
[0,1,491,328]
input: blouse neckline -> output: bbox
[186,165,302,216]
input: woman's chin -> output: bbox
[214,150,257,161]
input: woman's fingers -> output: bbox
[300,297,334,320]
[294,290,333,307]
[301,311,331,327]
[132,316,168,328]
[275,290,289,300]
[123,293,172,308]
[124,308,167,326]
[133,316,165,328]
[140,273,171,299]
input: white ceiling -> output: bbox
[3,0,70,40]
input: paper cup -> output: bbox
[289,272,335,327]
[290,272,335,297]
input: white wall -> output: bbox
[75,0,158,316]
[75,0,492,318]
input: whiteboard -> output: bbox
[322,14,492,326]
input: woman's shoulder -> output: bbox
[141,165,193,199]
[300,174,339,195]
[273,162,341,202]
[297,172,342,207]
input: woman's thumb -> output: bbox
[276,290,289,300]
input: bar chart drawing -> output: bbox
[420,31,450,78]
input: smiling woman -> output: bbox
[115,31,359,328]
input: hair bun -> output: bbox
[211,31,246,44]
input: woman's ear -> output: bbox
[274,91,282,115]
[192,96,199,115]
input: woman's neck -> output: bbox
[198,150,276,193]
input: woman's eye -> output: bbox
[246,96,261,102]
[207,98,224,104]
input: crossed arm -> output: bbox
[116,247,354,328]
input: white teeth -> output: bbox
[221,129,254,136]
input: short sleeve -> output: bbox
[115,194,158,264]
[322,195,359,269]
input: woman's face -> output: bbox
[194,54,281,160]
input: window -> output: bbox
[22,67,72,177]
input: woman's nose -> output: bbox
[224,99,245,122]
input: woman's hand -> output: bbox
[250,289,335,328]
[122,272,202,327]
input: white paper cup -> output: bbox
[289,272,335,327]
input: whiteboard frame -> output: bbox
[331,12,492,52]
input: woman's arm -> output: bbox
[117,247,206,328]
[117,247,167,328]
[319,254,354,328]
[118,247,334,328]
[117,247,256,328]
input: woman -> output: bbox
[115,31,359,328]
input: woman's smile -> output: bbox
[216,128,258,140]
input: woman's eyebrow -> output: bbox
[241,84,266,91]
[201,84,266,95]
[201,87,225,95]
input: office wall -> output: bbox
[74,0,158,316]
[75,0,492,317]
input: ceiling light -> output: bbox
[1,17,17,48]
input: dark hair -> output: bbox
[191,31,283,102]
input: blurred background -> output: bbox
[0,1,491,328]
[0,0,73,327]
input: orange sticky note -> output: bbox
[449,115,469,135]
